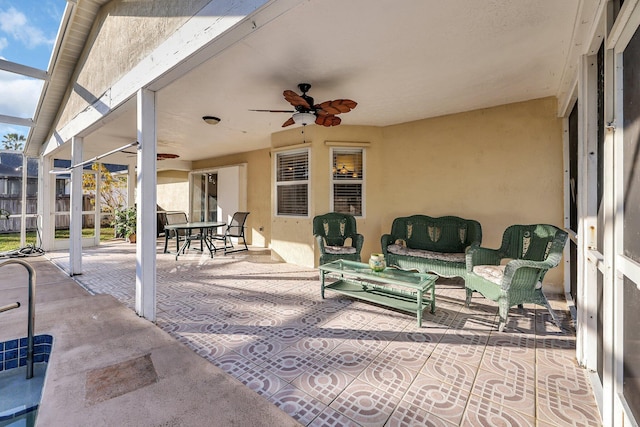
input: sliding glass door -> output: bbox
[191,172,218,222]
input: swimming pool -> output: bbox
[0,334,53,426]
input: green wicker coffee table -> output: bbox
[319,259,437,327]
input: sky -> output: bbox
[0,0,65,141]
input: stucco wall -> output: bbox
[157,170,189,213]
[59,0,209,126]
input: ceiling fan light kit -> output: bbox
[293,112,316,126]
[251,83,357,128]
[202,115,221,125]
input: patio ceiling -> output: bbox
[44,0,589,167]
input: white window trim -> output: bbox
[329,147,365,218]
[274,147,311,218]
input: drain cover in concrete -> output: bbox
[85,353,158,405]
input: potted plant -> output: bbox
[112,206,137,243]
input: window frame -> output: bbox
[274,148,311,218]
[329,147,365,218]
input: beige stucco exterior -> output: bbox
[157,170,189,213]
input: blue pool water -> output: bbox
[0,335,53,427]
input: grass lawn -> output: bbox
[0,227,117,252]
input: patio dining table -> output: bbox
[164,221,226,260]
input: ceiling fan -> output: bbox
[251,83,357,127]
[122,150,179,160]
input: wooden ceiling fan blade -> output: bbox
[282,117,295,127]
[283,90,311,109]
[316,115,341,127]
[317,99,357,115]
[249,109,295,113]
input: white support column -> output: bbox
[20,154,27,247]
[94,164,102,246]
[127,163,136,208]
[69,136,83,275]
[577,52,599,370]
[135,88,157,321]
[38,156,53,251]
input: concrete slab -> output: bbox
[0,257,300,427]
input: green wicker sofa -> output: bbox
[381,215,482,277]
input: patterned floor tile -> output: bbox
[536,337,577,368]
[470,368,535,417]
[262,348,320,381]
[401,373,469,425]
[175,332,235,361]
[238,365,288,398]
[292,361,356,405]
[323,342,378,376]
[479,343,535,379]
[483,332,536,362]
[378,334,437,371]
[287,335,341,360]
[386,401,457,427]
[537,388,603,426]
[308,405,361,427]
[448,312,497,332]
[370,311,413,331]
[234,337,286,365]
[537,359,594,399]
[429,336,487,369]
[357,356,418,398]
[47,243,600,427]
[346,332,389,357]
[268,384,326,426]
[267,324,312,345]
[421,352,476,393]
[330,379,401,427]
[461,397,535,426]
[209,352,258,379]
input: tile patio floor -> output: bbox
[47,241,602,427]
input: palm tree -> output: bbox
[2,133,26,150]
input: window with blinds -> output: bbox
[331,148,363,216]
[275,149,309,216]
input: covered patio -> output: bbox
[3,0,638,424]
[41,242,600,426]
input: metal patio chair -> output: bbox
[163,211,202,254]
[211,212,250,254]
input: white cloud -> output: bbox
[0,7,53,48]
[0,37,7,53]
[0,70,43,119]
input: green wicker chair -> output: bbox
[464,224,568,332]
[313,212,364,265]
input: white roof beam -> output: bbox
[0,59,48,81]
[0,114,35,128]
